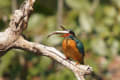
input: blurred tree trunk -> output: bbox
[11,0,18,12]
[57,0,63,27]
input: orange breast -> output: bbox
[62,39,83,63]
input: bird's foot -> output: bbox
[64,57,69,60]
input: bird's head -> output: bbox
[59,30,75,38]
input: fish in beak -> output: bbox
[48,30,70,38]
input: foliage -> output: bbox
[0,0,120,80]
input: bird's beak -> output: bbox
[48,31,69,37]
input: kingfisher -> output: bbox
[48,27,85,64]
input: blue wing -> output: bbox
[75,39,85,56]
[68,35,85,56]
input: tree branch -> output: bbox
[0,0,93,80]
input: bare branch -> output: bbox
[13,36,93,79]
[74,71,85,80]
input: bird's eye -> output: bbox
[69,30,75,36]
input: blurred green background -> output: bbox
[0,0,120,80]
